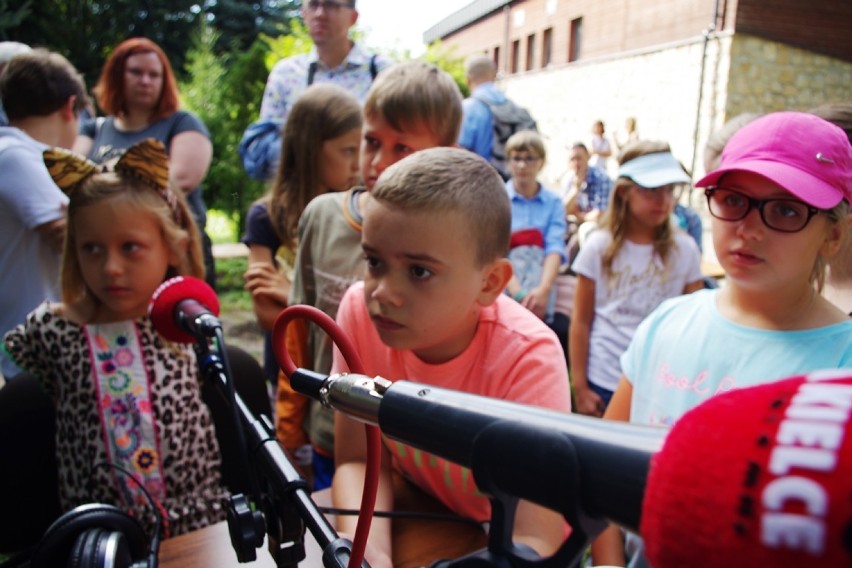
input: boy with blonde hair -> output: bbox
[280,60,463,488]
[333,147,572,565]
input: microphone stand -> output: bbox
[193,334,365,568]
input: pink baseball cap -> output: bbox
[696,111,852,208]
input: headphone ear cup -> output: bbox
[31,503,148,568]
[68,527,132,568]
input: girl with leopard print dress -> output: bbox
[3,139,228,538]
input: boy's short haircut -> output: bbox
[371,148,510,266]
[505,129,546,160]
[0,49,87,121]
[364,60,463,147]
[465,54,496,82]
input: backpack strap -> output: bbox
[471,92,495,114]
[369,54,378,81]
[307,61,318,86]
[309,54,376,85]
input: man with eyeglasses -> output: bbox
[239,0,390,180]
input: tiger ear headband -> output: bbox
[43,138,183,225]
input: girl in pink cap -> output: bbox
[593,111,852,567]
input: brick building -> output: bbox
[425,0,852,193]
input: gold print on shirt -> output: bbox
[391,441,486,497]
[607,260,671,323]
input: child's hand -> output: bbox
[337,532,393,568]
[244,261,291,305]
[573,385,605,417]
[522,286,550,320]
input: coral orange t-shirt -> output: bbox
[332,282,572,521]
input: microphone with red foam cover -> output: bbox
[641,368,852,568]
[148,275,221,344]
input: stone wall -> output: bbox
[726,34,852,117]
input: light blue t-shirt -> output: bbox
[622,288,852,427]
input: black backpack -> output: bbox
[473,93,538,180]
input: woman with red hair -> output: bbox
[74,37,216,286]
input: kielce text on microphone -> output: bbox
[760,376,851,555]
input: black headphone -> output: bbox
[31,464,161,568]
[31,503,155,568]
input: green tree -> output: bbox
[181,23,271,239]
[203,0,297,53]
[6,1,200,88]
[179,19,316,239]
[422,41,469,97]
[261,19,314,69]
[0,0,31,38]
[3,1,293,90]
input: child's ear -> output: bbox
[61,95,77,121]
[819,214,851,258]
[477,257,513,306]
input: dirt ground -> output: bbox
[213,243,265,364]
[220,307,265,365]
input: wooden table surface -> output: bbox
[159,480,487,568]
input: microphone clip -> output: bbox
[176,300,221,341]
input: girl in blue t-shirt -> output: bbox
[594,112,852,567]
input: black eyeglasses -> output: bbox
[509,155,542,165]
[633,184,675,197]
[704,187,822,233]
[305,0,352,13]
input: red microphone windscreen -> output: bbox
[642,368,852,567]
[148,275,220,344]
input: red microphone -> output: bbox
[642,368,852,567]
[148,276,221,344]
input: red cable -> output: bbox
[272,304,381,568]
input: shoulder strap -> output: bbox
[369,54,378,81]
[307,61,318,86]
[308,54,376,85]
[471,92,495,111]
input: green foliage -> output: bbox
[180,22,268,238]
[216,256,248,292]
[3,0,293,88]
[422,40,470,98]
[6,1,200,87]
[215,256,252,312]
[204,0,298,54]
[0,0,32,37]
[206,209,240,244]
[262,20,314,66]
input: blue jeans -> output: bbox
[588,381,614,408]
[312,449,335,491]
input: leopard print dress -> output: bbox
[4,302,228,537]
